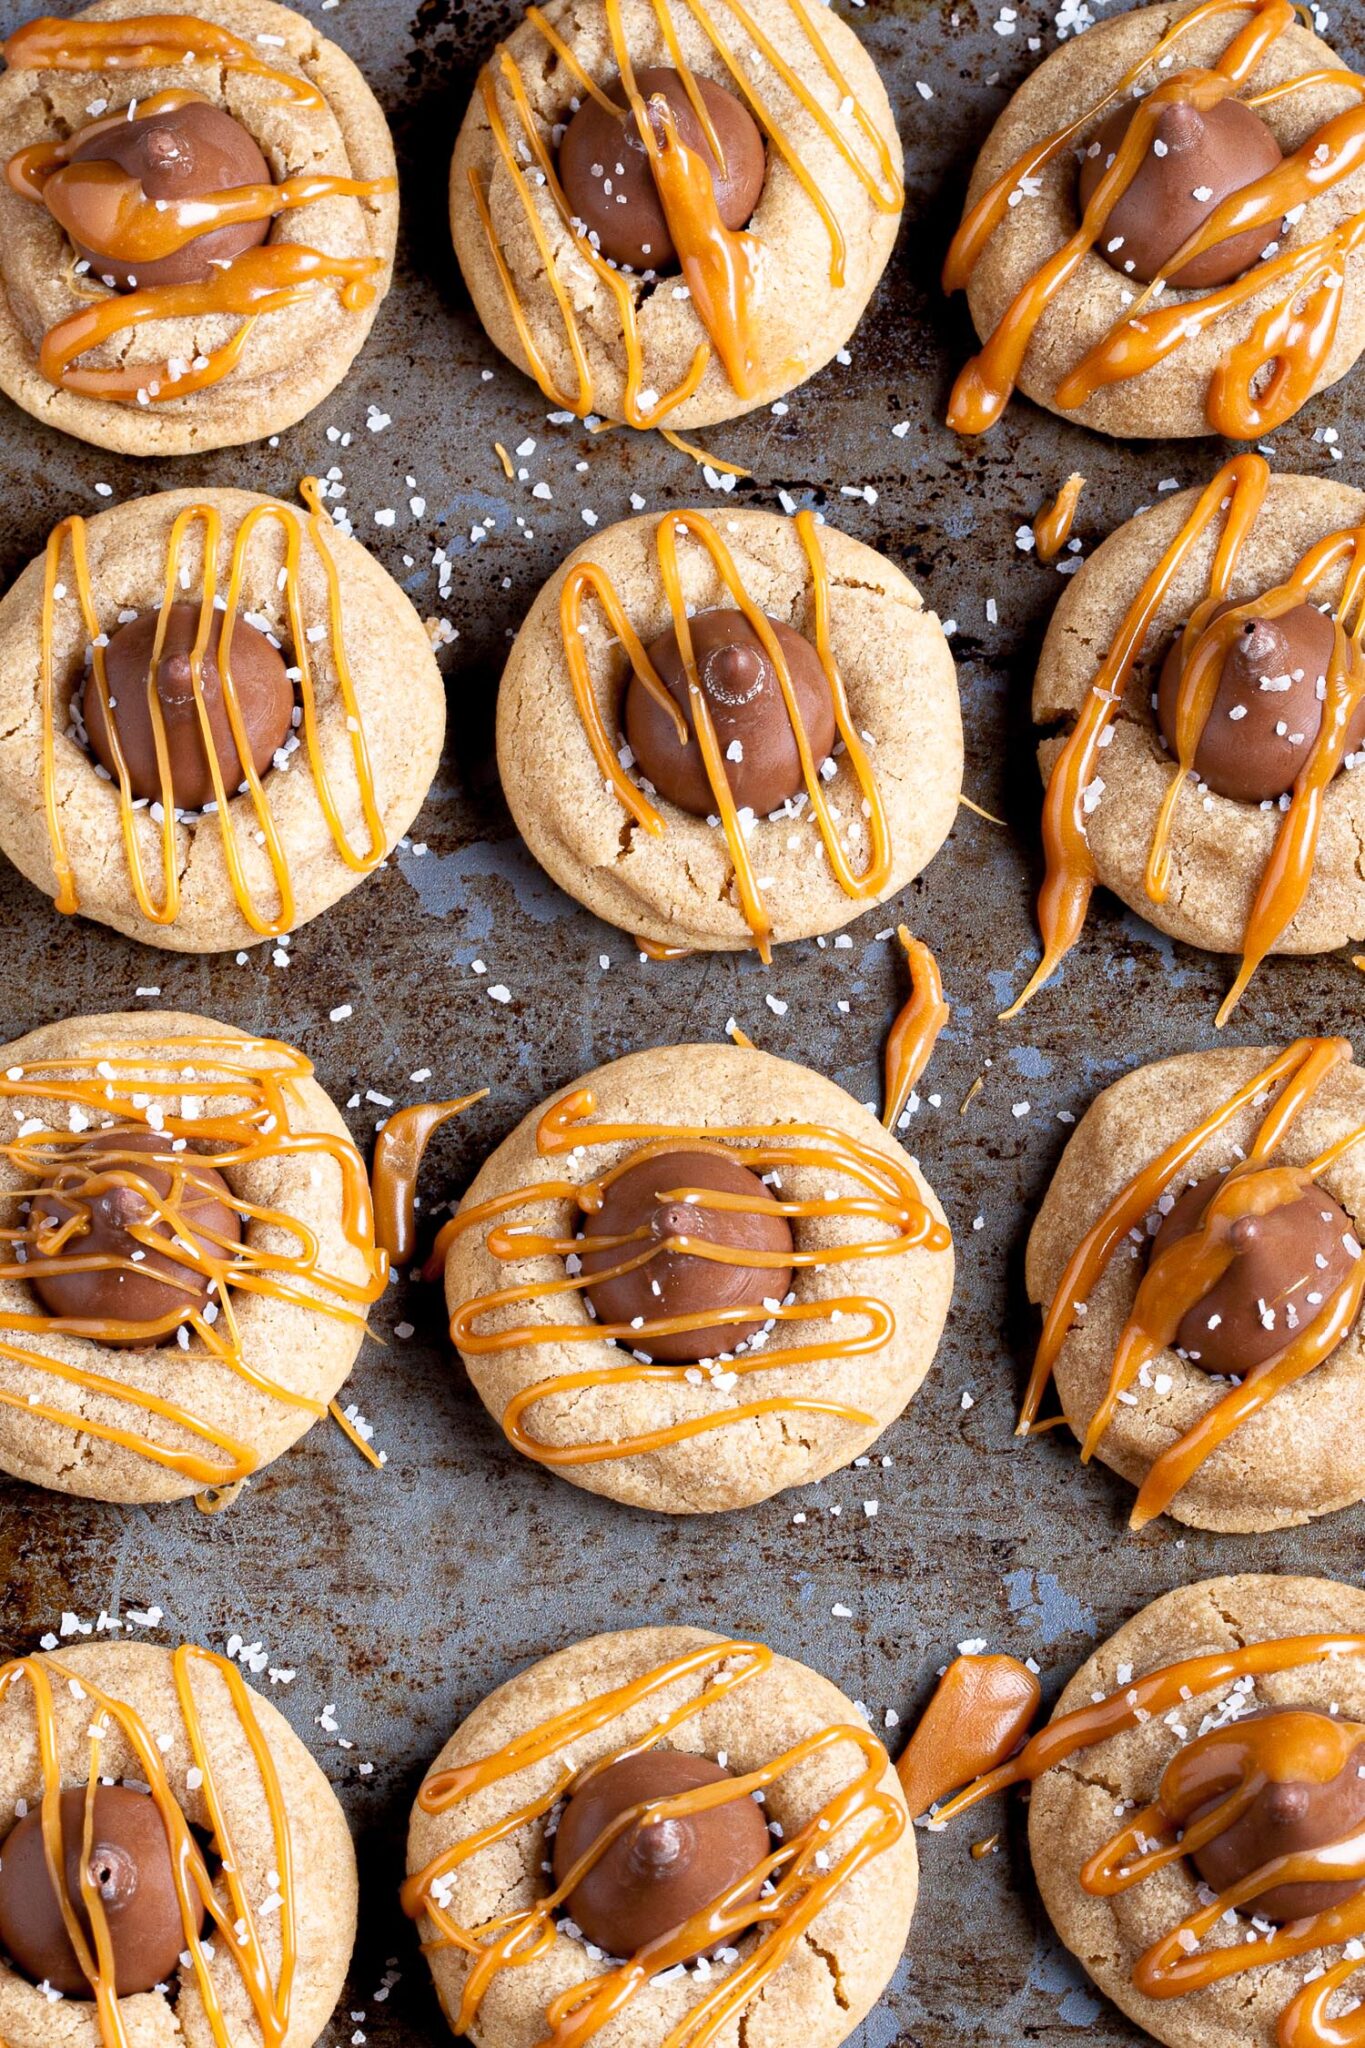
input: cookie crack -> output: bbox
[801,1928,850,2011]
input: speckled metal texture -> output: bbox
[0,0,1362,2042]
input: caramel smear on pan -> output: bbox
[882,926,949,1131]
[401,1637,906,2047]
[371,1093,487,1267]
[1021,1035,1365,1529]
[426,1083,949,1469]
[944,0,1365,438]
[929,1634,1365,2048]
[1033,473,1085,564]
[1003,453,1365,1026]
[897,1653,1040,1820]
[40,477,386,939]
[2,18,396,406]
[562,509,890,960]
[466,0,901,427]
[0,1034,386,1494]
[1,1641,299,2044]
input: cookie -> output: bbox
[440,1040,954,1513]
[404,1625,917,2048]
[1025,1574,1365,2048]
[0,0,398,455]
[0,1636,356,2047]
[448,0,903,431]
[0,483,446,953]
[0,1007,387,1505]
[1016,463,1365,1026]
[946,0,1365,440]
[496,507,961,954]
[1025,1037,1365,1532]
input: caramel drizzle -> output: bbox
[0,1035,386,1491]
[944,0,1365,439]
[401,1638,905,2048]
[3,1641,297,2046]
[562,509,889,961]
[1033,473,1085,565]
[1022,1035,1365,1528]
[895,1652,1039,1819]
[371,1092,486,1266]
[428,1084,948,1468]
[41,477,385,938]
[930,1636,1365,2048]
[1,26,394,406]
[1005,452,1365,1026]
[467,0,901,426]
[881,926,948,1131]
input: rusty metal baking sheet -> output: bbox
[1,0,1364,2042]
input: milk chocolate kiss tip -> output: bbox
[85,602,294,811]
[28,1127,242,1339]
[552,1749,770,1958]
[557,67,765,272]
[626,608,836,819]
[1078,95,1282,290]
[65,98,272,290]
[1189,1709,1365,1924]
[0,1783,206,1997]
[579,1147,793,1363]
[1149,1169,1356,1377]
[1156,600,1365,805]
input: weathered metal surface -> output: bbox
[0,0,1362,2041]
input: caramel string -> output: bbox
[468,0,902,427]
[928,1637,1365,2048]
[402,1638,905,2048]
[8,1642,297,2047]
[1000,453,1269,1023]
[561,508,889,961]
[1,13,324,110]
[371,1093,487,1265]
[882,926,948,1131]
[1033,473,1085,565]
[0,1037,385,1489]
[42,477,385,937]
[942,0,1365,439]
[432,1085,947,1466]
[1024,1035,1365,1527]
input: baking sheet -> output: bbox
[0,0,1363,2040]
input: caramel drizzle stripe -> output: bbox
[882,926,949,1130]
[1023,1036,1365,1526]
[4,1643,296,2047]
[402,1638,904,2048]
[943,0,1365,440]
[2,13,324,109]
[1001,452,1269,1023]
[471,0,902,425]
[930,1635,1365,2048]
[437,1086,947,1465]
[0,1039,386,1486]
[1007,451,1365,1025]
[561,508,889,961]
[42,479,385,938]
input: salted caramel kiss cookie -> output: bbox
[945,2,1365,439]
[1018,466,1365,1027]
[405,1626,917,2048]
[0,1008,388,1506]
[0,1637,356,2044]
[0,483,444,953]
[497,508,961,955]
[0,1,399,455]
[449,0,903,430]
[1025,1038,1365,1532]
[440,1041,953,1514]
[1008,1576,1365,2048]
